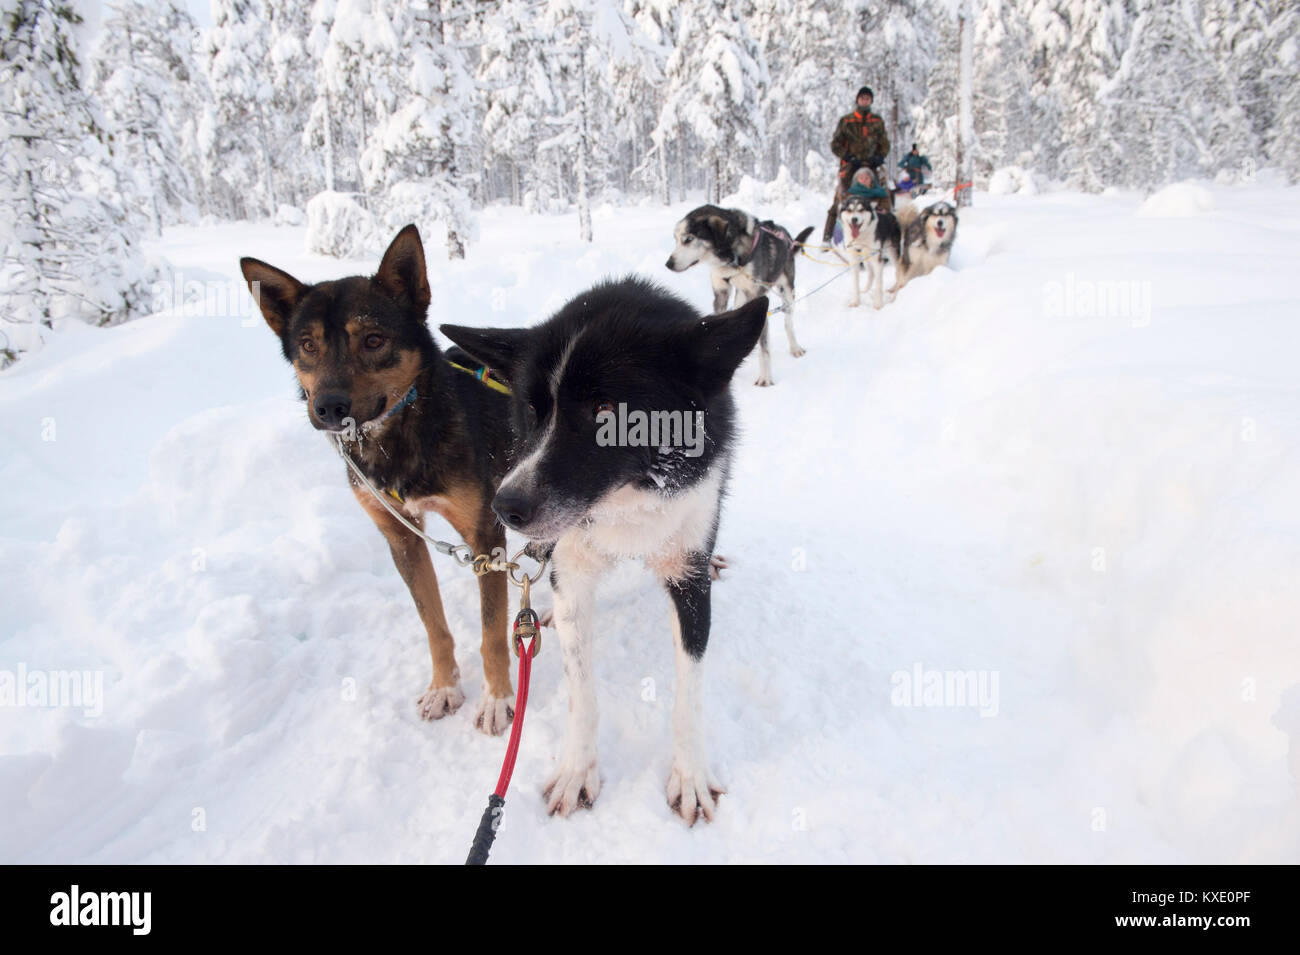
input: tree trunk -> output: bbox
[256,105,278,217]
[957,0,975,207]
[322,87,336,192]
[576,33,593,243]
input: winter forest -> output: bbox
[1,0,1298,352]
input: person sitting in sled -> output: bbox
[831,167,892,245]
[898,144,932,191]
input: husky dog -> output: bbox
[240,226,520,736]
[441,278,767,824]
[891,200,958,294]
[839,195,902,310]
[665,204,814,387]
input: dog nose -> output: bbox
[492,487,536,530]
[664,257,675,270]
[314,392,352,428]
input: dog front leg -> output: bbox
[710,274,731,314]
[777,280,804,357]
[849,261,862,307]
[353,487,464,720]
[871,258,885,310]
[664,555,724,824]
[472,523,514,735]
[543,541,601,815]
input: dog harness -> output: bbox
[448,360,511,395]
[739,224,796,267]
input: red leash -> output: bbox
[466,607,539,864]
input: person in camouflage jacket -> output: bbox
[823,86,891,243]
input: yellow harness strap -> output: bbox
[448,361,512,395]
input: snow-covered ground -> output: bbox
[3,178,1299,863]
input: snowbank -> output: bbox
[1138,182,1215,217]
[987,166,1038,196]
[304,190,378,258]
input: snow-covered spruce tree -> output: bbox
[205,0,279,218]
[1261,1,1300,181]
[91,0,202,235]
[854,0,940,176]
[361,0,475,259]
[914,12,959,186]
[1202,0,1272,157]
[604,2,669,200]
[655,0,767,203]
[478,0,558,208]
[972,0,1036,176]
[265,0,314,210]
[312,0,374,195]
[755,0,845,185]
[1040,0,1130,190]
[303,0,338,193]
[1102,0,1252,190]
[0,0,162,349]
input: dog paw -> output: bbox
[416,683,465,721]
[666,761,725,825]
[474,691,514,736]
[754,375,775,387]
[543,760,601,816]
[847,299,860,308]
[790,345,806,358]
[708,554,728,581]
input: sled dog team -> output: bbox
[239,186,957,829]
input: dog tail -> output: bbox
[792,226,815,249]
[894,201,920,231]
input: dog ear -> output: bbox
[686,296,769,391]
[702,213,735,255]
[374,224,431,314]
[240,258,306,337]
[439,324,530,381]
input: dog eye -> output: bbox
[683,235,693,244]
[363,334,386,350]
[299,339,316,354]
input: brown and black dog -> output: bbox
[240,225,518,734]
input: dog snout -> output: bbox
[665,256,676,270]
[314,392,352,429]
[492,486,537,531]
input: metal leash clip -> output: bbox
[511,574,541,658]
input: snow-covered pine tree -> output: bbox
[205,0,279,218]
[1261,1,1300,181]
[91,0,202,235]
[914,12,959,186]
[1202,0,1271,158]
[479,0,565,209]
[1102,0,1252,190]
[0,0,163,351]
[755,0,844,185]
[655,0,767,203]
[265,0,314,210]
[303,0,338,193]
[854,0,940,177]
[972,0,1035,176]
[361,0,475,259]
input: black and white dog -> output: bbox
[891,200,958,294]
[441,278,766,824]
[838,195,902,310]
[666,205,814,387]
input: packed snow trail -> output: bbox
[2,180,1298,862]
